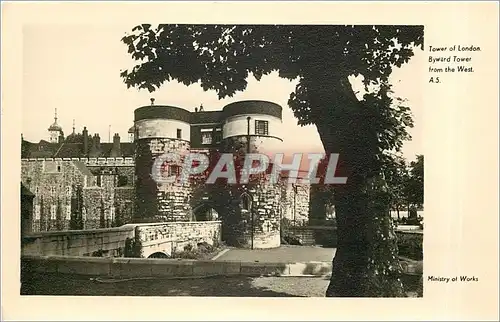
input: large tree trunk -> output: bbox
[325,174,405,297]
[313,76,405,297]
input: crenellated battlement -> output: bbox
[22,157,135,166]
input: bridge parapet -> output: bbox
[22,226,135,257]
[21,221,222,259]
[134,221,221,258]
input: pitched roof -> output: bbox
[54,143,84,158]
[72,161,94,176]
[22,140,60,158]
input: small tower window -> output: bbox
[201,128,213,145]
[50,205,57,220]
[255,120,269,135]
[177,129,182,139]
[57,165,61,172]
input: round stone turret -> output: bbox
[219,100,284,249]
[133,104,192,223]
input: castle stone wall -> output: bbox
[135,137,192,222]
[21,160,88,232]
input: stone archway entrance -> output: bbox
[193,203,219,221]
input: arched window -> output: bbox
[240,193,252,211]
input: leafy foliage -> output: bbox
[382,153,410,212]
[120,24,424,297]
[70,185,84,230]
[121,24,422,122]
[124,237,143,258]
[383,154,424,214]
[396,230,423,260]
[406,155,424,208]
[121,24,422,176]
[56,197,63,230]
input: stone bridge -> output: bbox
[21,221,221,259]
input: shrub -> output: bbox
[124,237,142,258]
[197,241,214,253]
[170,242,221,260]
[396,232,423,260]
[91,249,105,257]
[282,234,303,245]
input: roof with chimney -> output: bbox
[21,129,135,159]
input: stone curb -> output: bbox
[21,255,422,278]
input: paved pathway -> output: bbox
[22,272,328,297]
[214,245,336,263]
[22,272,419,297]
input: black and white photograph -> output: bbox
[20,23,424,298]
[3,2,498,321]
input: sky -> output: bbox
[22,24,423,161]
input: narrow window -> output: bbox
[255,120,269,135]
[176,129,182,139]
[66,205,71,220]
[50,205,57,220]
[34,205,41,220]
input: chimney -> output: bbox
[110,133,122,157]
[83,127,89,155]
[195,107,198,113]
[94,134,101,149]
[89,133,101,157]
